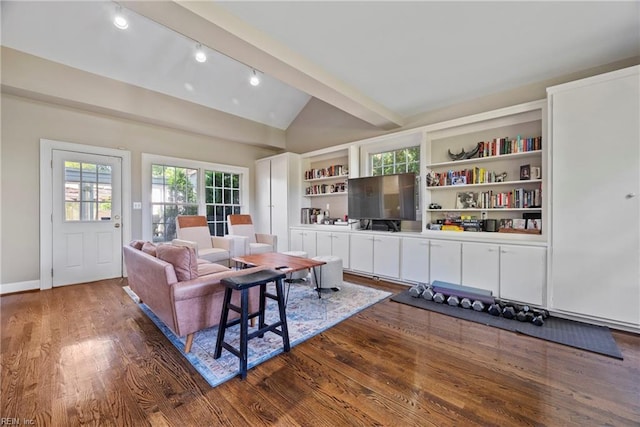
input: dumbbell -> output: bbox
[409,284,426,298]
[460,297,472,309]
[421,287,435,301]
[447,295,460,307]
[488,303,502,316]
[433,292,446,304]
[532,308,550,319]
[516,310,535,322]
[471,300,485,312]
[502,305,517,319]
[532,315,545,326]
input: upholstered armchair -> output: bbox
[226,214,277,257]
[173,215,233,266]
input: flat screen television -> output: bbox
[347,173,416,221]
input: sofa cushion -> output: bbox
[197,262,230,277]
[141,242,157,256]
[156,244,198,281]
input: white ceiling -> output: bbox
[2,1,639,133]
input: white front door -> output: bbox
[52,150,123,286]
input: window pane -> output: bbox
[206,205,215,221]
[232,174,239,188]
[232,190,239,205]
[65,202,80,221]
[382,152,394,166]
[65,182,80,201]
[233,206,241,215]
[208,223,215,235]
[224,206,233,219]
[395,163,407,173]
[372,154,381,169]
[372,167,382,176]
[215,206,224,221]
[205,188,214,203]
[205,170,213,187]
[223,173,231,188]
[98,184,112,202]
[215,172,223,187]
[223,189,231,204]
[396,149,407,163]
[216,223,224,236]
[215,188,222,204]
[81,202,96,221]
[383,166,394,175]
[408,162,420,173]
[185,205,198,215]
[152,205,164,223]
[82,183,97,201]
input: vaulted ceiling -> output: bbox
[2,1,639,135]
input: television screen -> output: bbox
[347,173,416,220]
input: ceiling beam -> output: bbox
[122,1,404,130]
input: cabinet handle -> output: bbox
[487,248,495,252]
[626,193,637,199]
[500,249,508,253]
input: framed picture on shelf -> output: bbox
[455,191,479,209]
[451,176,467,185]
[520,164,531,180]
[527,219,542,230]
[499,218,513,229]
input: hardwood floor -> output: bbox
[2,274,639,426]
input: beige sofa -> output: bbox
[123,241,264,353]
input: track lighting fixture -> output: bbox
[249,70,260,86]
[113,5,128,30]
[194,43,207,63]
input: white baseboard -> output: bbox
[1,280,40,295]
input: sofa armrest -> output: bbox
[226,235,249,258]
[256,233,277,252]
[171,265,268,301]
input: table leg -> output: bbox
[239,289,249,379]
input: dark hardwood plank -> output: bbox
[1,273,639,426]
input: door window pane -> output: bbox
[64,161,112,221]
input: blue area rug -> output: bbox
[125,282,390,387]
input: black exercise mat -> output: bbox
[391,290,623,360]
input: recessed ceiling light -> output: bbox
[195,44,207,63]
[113,6,128,30]
[249,70,260,86]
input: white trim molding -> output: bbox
[39,139,132,290]
[0,280,40,295]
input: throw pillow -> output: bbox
[156,244,198,282]
[129,240,145,250]
[141,242,157,257]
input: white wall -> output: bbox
[0,94,277,284]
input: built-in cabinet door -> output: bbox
[500,245,546,306]
[430,240,461,284]
[316,231,332,256]
[269,154,290,252]
[289,229,305,252]
[373,235,400,278]
[302,231,317,258]
[350,234,374,273]
[461,242,499,296]
[255,158,272,236]
[549,67,640,325]
[401,237,429,284]
[332,232,350,269]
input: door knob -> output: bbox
[625,193,637,199]
[114,223,121,228]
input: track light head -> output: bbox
[113,6,128,30]
[195,43,207,63]
[249,70,260,86]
